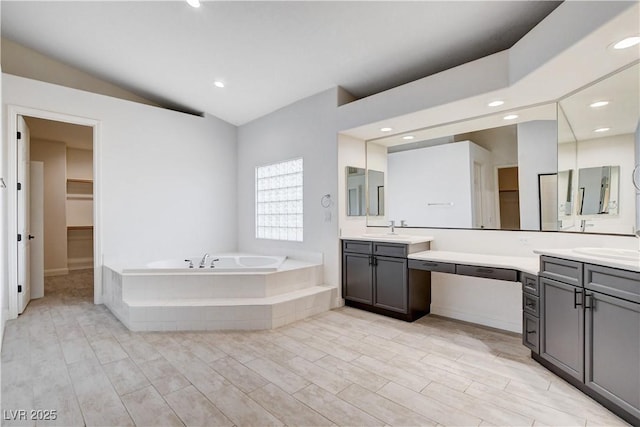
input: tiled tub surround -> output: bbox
[102,258,334,331]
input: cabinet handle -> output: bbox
[525,302,535,308]
[584,292,594,310]
[369,256,373,266]
[476,268,494,274]
[573,287,583,309]
[422,262,438,267]
[526,330,537,334]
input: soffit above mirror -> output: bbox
[339,2,639,142]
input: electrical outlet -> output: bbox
[519,237,530,245]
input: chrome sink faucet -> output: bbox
[389,220,396,235]
[199,253,210,268]
[580,220,594,232]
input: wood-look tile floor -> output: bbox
[1,270,629,426]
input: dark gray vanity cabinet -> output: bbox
[342,240,430,321]
[520,273,539,354]
[373,255,408,312]
[539,275,585,381]
[536,256,640,425]
[342,251,373,305]
[583,264,640,421]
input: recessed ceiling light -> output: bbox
[590,101,609,108]
[488,100,504,107]
[594,127,610,133]
[380,127,393,132]
[503,114,518,120]
[213,81,225,88]
[402,135,415,140]
[186,0,201,8]
[613,36,640,50]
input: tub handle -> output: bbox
[210,258,220,268]
[184,259,194,268]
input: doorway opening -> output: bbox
[8,106,100,319]
[497,166,521,230]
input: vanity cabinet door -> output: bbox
[343,252,373,305]
[540,277,585,381]
[585,291,640,420]
[373,255,408,313]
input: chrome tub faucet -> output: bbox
[199,253,210,268]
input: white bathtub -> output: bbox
[145,255,286,272]
[102,253,332,331]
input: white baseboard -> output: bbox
[430,305,521,333]
[68,257,93,271]
[45,268,69,277]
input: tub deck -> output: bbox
[102,258,336,331]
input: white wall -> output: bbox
[0,0,6,348]
[517,120,558,230]
[338,134,367,237]
[2,38,158,108]
[364,142,388,227]
[237,88,340,294]
[2,74,238,303]
[31,139,68,274]
[636,122,640,236]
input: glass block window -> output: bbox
[256,158,303,241]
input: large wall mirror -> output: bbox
[365,104,558,230]
[558,63,639,235]
[365,63,639,236]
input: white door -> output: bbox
[17,116,31,313]
[30,161,45,299]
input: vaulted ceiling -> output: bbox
[2,1,562,125]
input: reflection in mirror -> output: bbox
[366,104,557,230]
[346,166,366,216]
[557,169,574,216]
[367,170,384,216]
[577,166,619,215]
[539,173,558,231]
[558,63,639,235]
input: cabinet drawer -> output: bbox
[521,273,539,296]
[342,240,372,254]
[585,264,640,304]
[408,259,456,273]
[455,264,518,282]
[523,312,540,354]
[373,242,407,257]
[523,293,540,317]
[540,256,582,286]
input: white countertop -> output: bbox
[340,234,435,245]
[534,248,640,272]
[409,250,540,275]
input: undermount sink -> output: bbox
[572,247,640,261]
[360,233,410,240]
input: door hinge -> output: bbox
[18,285,22,293]
[17,131,22,140]
[17,234,22,242]
[17,182,22,191]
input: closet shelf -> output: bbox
[67,194,93,200]
[67,225,93,231]
[67,178,93,184]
